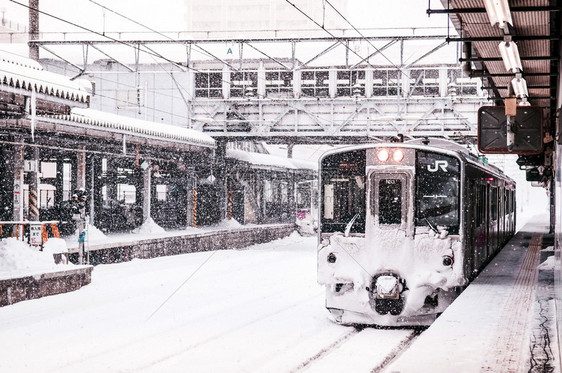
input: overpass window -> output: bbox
[265,71,293,97]
[408,69,440,97]
[336,70,351,96]
[448,69,478,96]
[336,70,365,97]
[231,71,257,98]
[195,72,222,98]
[373,69,400,96]
[301,70,329,97]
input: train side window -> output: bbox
[490,187,498,220]
[378,179,402,225]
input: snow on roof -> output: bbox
[227,149,316,171]
[405,138,471,154]
[57,108,216,148]
[0,52,91,103]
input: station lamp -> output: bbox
[484,0,513,31]
[511,77,529,98]
[498,41,523,73]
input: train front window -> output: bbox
[320,150,366,234]
[379,179,402,224]
[415,151,460,234]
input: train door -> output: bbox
[488,186,499,256]
[474,182,487,271]
[467,180,477,274]
[369,172,411,237]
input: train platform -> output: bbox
[386,215,559,373]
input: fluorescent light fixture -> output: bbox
[511,77,528,98]
[498,41,523,73]
[484,0,513,30]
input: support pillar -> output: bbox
[215,141,227,221]
[27,147,40,222]
[287,172,296,224]
[75,147,87,264]
[76,146,86,191]
[142,160,151,223]
[106,158,118,202]
[55,160,64,205]
[185,173,195,228]
[93,158,104,227]
[12,143,24,221]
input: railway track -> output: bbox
[290,327,422,373]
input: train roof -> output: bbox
[319,139,515,185]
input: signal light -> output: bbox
[377,149,390,162]
[393,149,405,162]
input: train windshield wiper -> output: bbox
[424,217,439,234]
[344,213,360,237]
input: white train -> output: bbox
[317,139,516,326]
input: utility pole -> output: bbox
[29,0,39,60]
[28,0,41,249]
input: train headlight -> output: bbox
[442,255,454,267]
[327,253,337,263]
[392,149,405,162]
[377,149,390,162]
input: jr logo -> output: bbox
[427,160,448,172]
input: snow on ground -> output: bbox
[0,206,554,372]
[0,237,71,280]
[65,218,249,249]
[0,233,355,373]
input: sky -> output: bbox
[1,0,451,35]
[1,0,459,69]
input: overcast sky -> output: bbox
[2,0,450,34]
[1,1,456,67]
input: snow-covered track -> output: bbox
[289,327,421,373]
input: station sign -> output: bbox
[29,223,43,246]
[477,106,544,155]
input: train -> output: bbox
[317,138,516,326]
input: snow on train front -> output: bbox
[317,144,468,326]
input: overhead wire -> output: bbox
[10,0,219,75]
[322,0,406,74]
[87,0,239,72]
[84,0,234,123]
[283,0,380,71]
[8,0,221,125]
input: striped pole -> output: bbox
[228,188,233,220]
[192,188,198,228]
[29,189,39,219]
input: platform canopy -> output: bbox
[54,108,217,148]
[0,51,91,104]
